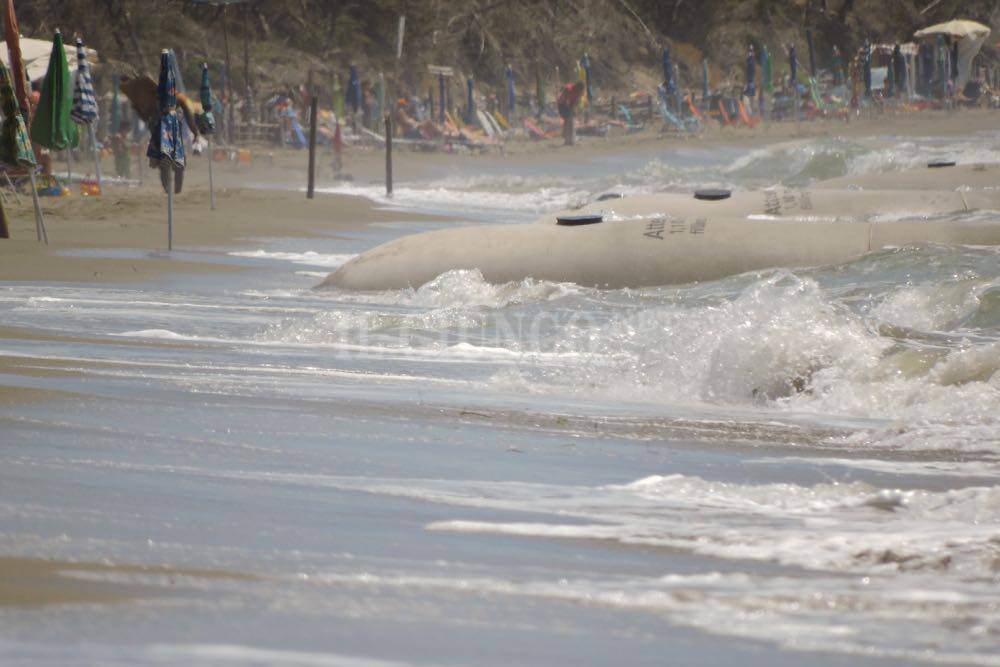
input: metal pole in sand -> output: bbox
[166,165,174,251]
[27,172,48,244]
[66,146,73,182]
[307,70,318,200]
[385,113,393,197]
[88,124,102,190]
[208,135,215,210]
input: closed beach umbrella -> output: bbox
[0,58,44,242]
[347,65,360,115]
[662,47,674,92]
[534,65,545,117]
[701,59,709,100]
[465,76,475,124]
[199,63,215,134]
[110,73,120,134]
[745,46,756,98]
[3,0,29,114]
[505,64,516,119]
[581,53,593,104]
[375,72,385,128]
[331,73,344,121]
[863,40,872,97]
[71,37,101,189]
[200,63,216,210]
[892,44,906,96]
[147,50,185,250]
[789,44,798,87]
[805,29,817,77]
[30,31,79,164]
[762,46,773,93]
[438,72,446,124]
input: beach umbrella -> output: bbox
[892,44,906,97]
[347,65,360,116]
[662,47,674,92]
[534,65,545,117]
[762,46,773,93]
[375,72,385,130]
[330,72,344,122]
[863,40,872,98]
[71,38,101,190]
[147,50,185,250]
[789,44,798,87]
[505,64,516,120]
[831,46,843,85]
[745,46,756,98]
[3,0,28,114]
[110,73,121,134]
[200,63,216,210]
[438,72,446,124]
[581,53,593,104]
[0,59,45,242]
[465,76,475,125]
[701,59,709,101]
[805,29,817,78]
[30,30,78,177]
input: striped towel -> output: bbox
[71,39,98,125]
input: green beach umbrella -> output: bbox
[29,30,79,152]
[0,58,46,243]
[0,60,35,167]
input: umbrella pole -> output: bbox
[66,146,73,183]
[208,136,215,210]
[27,172,48,244]
[166,165,174,251]
[88,124,102,191]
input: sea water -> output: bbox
[1,131,999,666]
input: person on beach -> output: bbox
[110,120,131,179]
[557,81,584,146]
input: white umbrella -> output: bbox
[1,36,97,83]
[914,20,990,90]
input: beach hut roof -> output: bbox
[914,20,990,40]
[1,36,97,83]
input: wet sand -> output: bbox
[0,556,251,608]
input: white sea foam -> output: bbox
[228,250,357,268]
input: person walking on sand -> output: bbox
[557,81,584,146]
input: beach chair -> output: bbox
[523,117,560,140]
[737,100,760,127]
[617,105,644,133]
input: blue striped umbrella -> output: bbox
[148,50,185,169]
[71,37,101,188]
[70,39,98,125]
[147,50,185,249]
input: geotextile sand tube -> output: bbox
[323,213,1000,291]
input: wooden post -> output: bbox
[28,172,47,244]
[307,71,318,199]
[385,113,393,197]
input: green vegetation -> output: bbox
[17,1,999,97]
